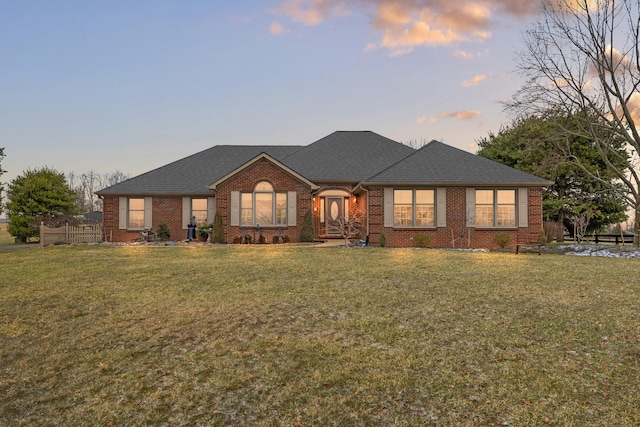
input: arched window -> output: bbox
[241,181,287,226]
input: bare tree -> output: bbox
[447,210,472,248]
[103,170,129,187]
[68,170,130,214]
[571,208,594,243]
[334,208,365,246]
[80,171,102,213]
[402,139,431,149]
[507,0,640,244]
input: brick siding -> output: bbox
[216,158,313,243]
[102,177,544,248]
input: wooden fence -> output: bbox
[562,233,636,245]
[40,222,103,246]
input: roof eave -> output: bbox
[361,181,553,187]
[208,153,319,190]
[95,190,216,197]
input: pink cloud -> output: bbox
[271,0,538,55]
[269,22,285,35]
[429,110,481,122]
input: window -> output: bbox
[241,181,287,226]
[393,189,435,227]
[128,198,145,229]
[475,189,516,227]
[191,199,208,225]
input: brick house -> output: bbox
[96,131,551,248]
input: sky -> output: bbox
[0,0,541,196]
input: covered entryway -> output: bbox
[317,189,350,238]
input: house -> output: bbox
[96,131,551,247]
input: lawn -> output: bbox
[1,245,639,425]
[0,222,15,246]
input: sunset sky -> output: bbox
[1,0,540,190]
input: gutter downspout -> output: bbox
[354,183,370,239]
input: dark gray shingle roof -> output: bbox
[97,133,551,196]
[280,131,416,182]
[96,145,303,195]
[365,140,552,186]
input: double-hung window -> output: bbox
[128,198,145,229]
[475,189,516,227]
[241,181,287,226]
[393,189,435,227]
[191,199,208,225]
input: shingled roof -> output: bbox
[365,140,552,186]
[96,145,303,196]
[96,132,550,196]
[281,131,416,182]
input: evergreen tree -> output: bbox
[0,148,5,212]
[212,211,225,243]
[6,168,78,242]
[299,210,314,242]
[478,115,627,237]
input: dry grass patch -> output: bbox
[0,222,15,246]
[1,245,639,425]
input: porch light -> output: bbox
[352,196,357,204]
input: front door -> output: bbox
[325,197,344,236]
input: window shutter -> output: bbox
[230,191,240,226]
[287,191,296,226]
[383,188,393,227]
[466,188,475,227]
[182,197,191,229]
[436,188,447,228]
[207,197,216,225]
[144,197,153,229]
[119,197,127,229]
[518,188,528,227]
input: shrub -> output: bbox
[284,235,290,243]
[299,210,314,242]
[232,236,241,244]
[212,211,225,243]
[543,221,564,242]
[493,233,512,248]
[198,224,212,238]
[156,222,171,241]
[379,233,386,247]
[258,234,265,244]
[412,234,431,248]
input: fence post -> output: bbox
[65,222,69,244]
[40,221,44,247]
[595,234,599,244]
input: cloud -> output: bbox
[416,115,427,124]
[587,44,637,78]
[453,48,489,59]
[429,110,481,122]
[364,42,378,52]
[269,21,285,35]
[617,92,640,127]
[271,0,538,55]
[551,0,602,13]
[462,72,496,87]
[271,0,350,26]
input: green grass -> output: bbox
[1,245,639,425]
[0,222,15,246]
